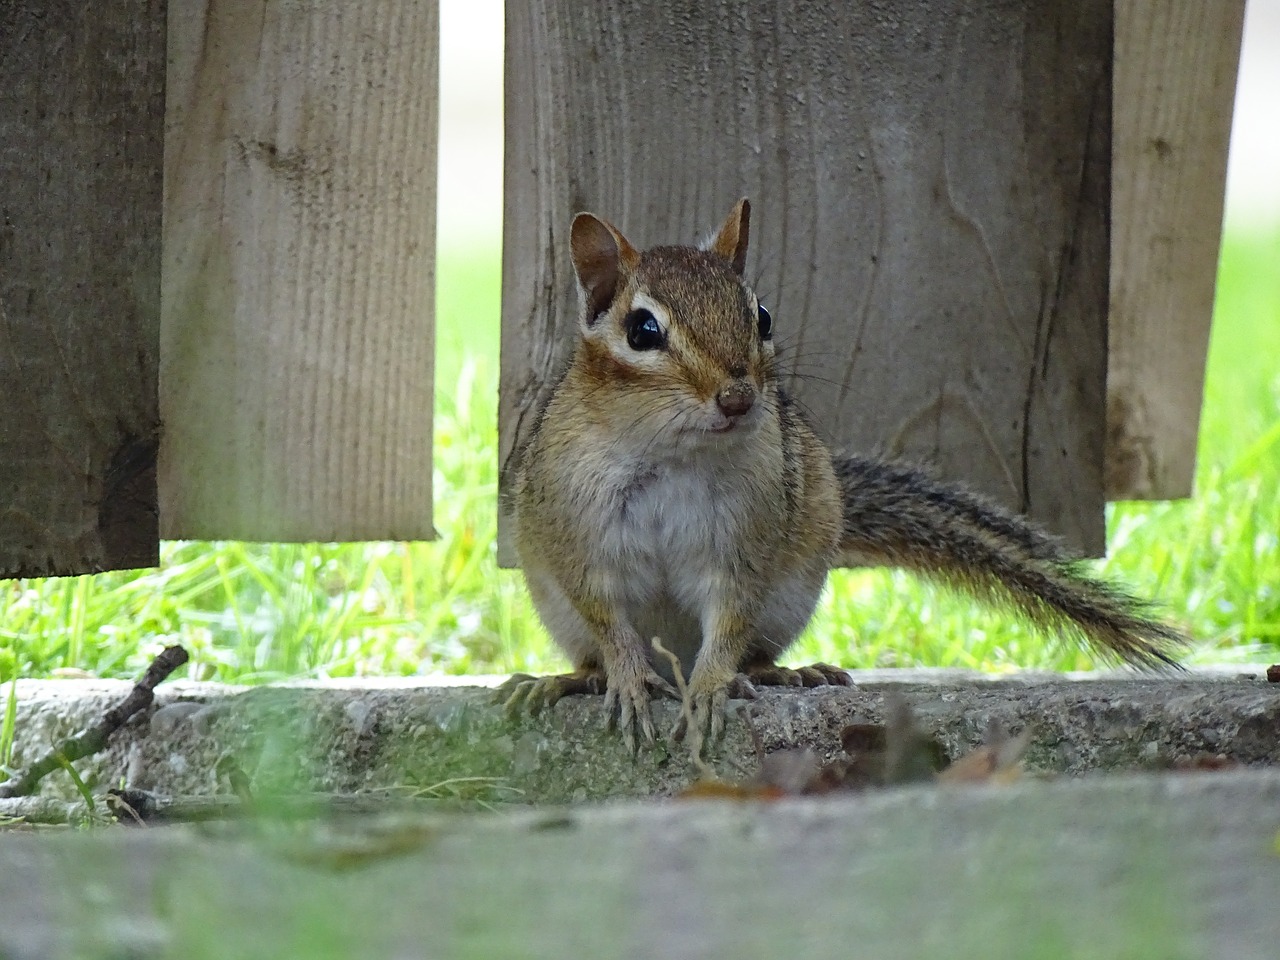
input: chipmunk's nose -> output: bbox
[716,380,756,418]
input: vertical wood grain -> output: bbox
[1107,0,1246,499]
[501,0,1112,558]
[161,0,438,541]
[0,0,165,576]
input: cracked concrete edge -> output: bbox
[4,668,1278,806]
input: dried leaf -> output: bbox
[1172,753,1238,772]
[938,720,1032,785]
[677,779,786,802]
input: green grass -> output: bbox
[0,230,1277,684]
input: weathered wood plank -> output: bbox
[1107,0,1246,499]
[0,0,165,576]
[500,0,1112,558]
[161,0,438,541]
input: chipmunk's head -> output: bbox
[568,199,776,443]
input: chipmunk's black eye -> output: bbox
[757,303,772,340]
[624,309,665,351]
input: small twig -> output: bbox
[0,645,189,799]
[0,796,101,826]
[650,637,715,778]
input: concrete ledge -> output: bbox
[1,772,1279,959]
[6,668,1278,804]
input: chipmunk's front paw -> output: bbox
[745,661,851,688]
[672,670,758,749]
[495,668,606,717]
[603,661,679,754]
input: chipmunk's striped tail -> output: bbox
[834,456,1187,669]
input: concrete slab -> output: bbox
[1,772,1278,959]
[3,668,1278,805]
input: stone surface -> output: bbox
[4,670,1279,958]
[1,772,1279,959]
[5,668,1278,806]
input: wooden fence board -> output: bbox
[501,0,1112,558]
[1107,0,1246,499]
[0,0,165,576]
[160,0,438,541]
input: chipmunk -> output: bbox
[500,199,1185,752]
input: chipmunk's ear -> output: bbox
[702,198,751,275]
[570,213,640,326]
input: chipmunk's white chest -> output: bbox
[597,458,743,637]
[612,465,732,567]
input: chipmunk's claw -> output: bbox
[745,661,851,688]
[672,673,757,747]
[606,689,653,755]
[495,669,606,718]
[603,665,679,754]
